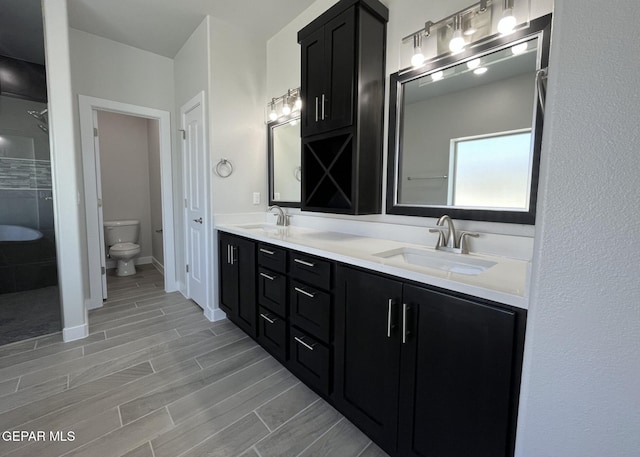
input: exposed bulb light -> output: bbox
[498,0,517,35]
[473,67,488,75]
[431,70,444,81]
[464,27,477,36]
[289,119,298,126]
[282,103,291,116]
[449,15,465,53]
[466,58,481,70]
[294,95,302,110]
[511,42,528,55]
[269,100,278,121]
[411,34,425,68]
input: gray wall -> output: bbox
[401,72,535,204]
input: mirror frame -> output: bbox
[386,13,552,224]
[268,116,301,208]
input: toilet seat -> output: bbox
[109,242,141,256]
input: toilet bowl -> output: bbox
[104,219,141,277]
[109,242,141,276]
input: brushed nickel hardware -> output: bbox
[227,245,230,264]
[193,217,203,224]
[155,229,163,233]
[260,272,276,281]
[214,158,233,178]
[294,258,315,267]
[295,287,316,298]
[536,67,548,116]
[321,94,326,120]
[267,205,289,226]
[260,248,275,255]
[387,299,394,338]
[315,97,319,122]
[178,129,185,139]
[402,303,409,344]
[429,215,480,254]
[407,175,447,181]
[260,313,277,324]
[294,336,316,351]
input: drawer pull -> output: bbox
[260,313,277,324]
[294,287,316,298]
[294,258,315,268]
[260,272,277,281]
[260,248,275,255]
[294,336,316,351]
[402,303,409,344]
[387,299,394,338]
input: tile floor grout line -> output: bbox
[253,446,265,457]
[355,441,374,457]
[149,440,158,457]
[255,410,274,433]
[254,398,321,445]
[117,404,124,427]
[294,416,345,457]
[165,406,175,426]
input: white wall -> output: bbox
[147,119,163,266]
[97,110,153,259]
[42,0,88,341]
[516,1,640,455]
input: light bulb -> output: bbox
[282,103,291,116]
[466,58,481,70]
[498,8,517,35]
[431,71,444,81]
[411,47,425,68]
[289,119,298,126]
[473,67,488,75]
[269,109,278,121]
[449,29,465,53]
[511,42,528,55]
[294,96,302,110]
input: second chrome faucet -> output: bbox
[429,215,479,254]
[267,205,289,226]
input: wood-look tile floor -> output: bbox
[0,265,389,457]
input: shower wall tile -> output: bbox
[0,190,38,227]
[0,158,51,190]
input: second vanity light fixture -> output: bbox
[403,0,526,70]
[266,87,302,124]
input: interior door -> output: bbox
[92,110,108,299]
[182,95,207,308]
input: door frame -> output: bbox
[79,95,177,309]
[180,91,210,310]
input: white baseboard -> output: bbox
[105,256,153,269]
[63,323,89,342]
[152,257,164,274]
[204,307,227,322]
[86,297,103,311]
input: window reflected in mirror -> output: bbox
[269,117,301,206]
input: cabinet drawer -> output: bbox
[289,252,332,290]
[258,244,287,273]
[290,280,331,343]
[289,327,330,396]
[258,267,287,317]
[257,307,287,362]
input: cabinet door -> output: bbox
[300,27,325,137]
[399,285,517,457]
[322,6,355,132]
[235,236,257,337]
[219,234,239,317]
[335,266,403,454]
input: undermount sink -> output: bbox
[235,223,285,233]
[373,247,496,276]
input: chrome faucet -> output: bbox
[429,215,479,254]
[267,205,289,226]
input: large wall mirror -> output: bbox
[387,14,551,224]
[268,117,301,207]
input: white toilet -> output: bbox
[104,220,141,277]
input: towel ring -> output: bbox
[215,159,233,178]
[294,166,302,182]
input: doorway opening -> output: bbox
[79,96,177,310]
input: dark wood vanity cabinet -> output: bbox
[218,233,257,337]
[298,0,388,214]
[335,265,526,457]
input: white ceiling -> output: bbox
[67,0,317,58]
[0,0,316,64]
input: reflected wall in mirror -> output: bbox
[387,14,552,224]
[268,116,301,207]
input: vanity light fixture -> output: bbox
[265,87,301,124]
[498,0,517,35]
[411,33,426,68]
[473,66,488,75]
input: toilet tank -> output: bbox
[104,220,140,245]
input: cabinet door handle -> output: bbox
[260,272,276,281]
[315,97,319,122]
[260,313,277,324]
[321,93,326,120]
[294,287,316,298]
[260,248,275,255]
[387,299,394,338]
[294,258,315,268]
[230,246,235,265]
[402,303,409,344]
[227,245,231,264]
[294,336,316,351]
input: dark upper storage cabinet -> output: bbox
[298,0,388,214]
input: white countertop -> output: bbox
[216,224,529,309]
